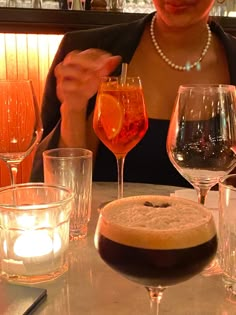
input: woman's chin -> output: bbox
[165,4,189,15]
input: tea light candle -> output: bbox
[2,231,64,276]
[14,230,61,258]
[10,214,62,259]
[0,183,73,282]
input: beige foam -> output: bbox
[98,195,216,250]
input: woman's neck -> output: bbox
[154,17,210,51]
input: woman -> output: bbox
[31,0,236,186]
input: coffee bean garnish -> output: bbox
[144,201,170,208]
[144,201,154,207]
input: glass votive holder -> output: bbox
[0,183,74,284]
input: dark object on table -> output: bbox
[0,281,47,315]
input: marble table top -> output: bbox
[32,182,236,315]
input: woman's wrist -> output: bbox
[59,102,87,147]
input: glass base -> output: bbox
[223,275,236,295]
[1,262,68,284]
[201,258,222,277]
[70,225,88,240]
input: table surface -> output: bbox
[32,182,236,315]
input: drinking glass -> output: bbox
[93,76,148,199]
[94,195,217,314]
[0,183,74,283]
[218,173,236,294]
[167,84,236,205]
[0,80,43,185]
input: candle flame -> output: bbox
[10,230,61,258]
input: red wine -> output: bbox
[95,195,217,287]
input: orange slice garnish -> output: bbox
[98,94,123,140]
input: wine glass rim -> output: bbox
[0,183,74,211]
[100,76,141,81]
[43,147,93,159]
[179,84,235,92]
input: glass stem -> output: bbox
[196,187,209,205]
[7,162,19,185]
[146,286,165,315]
[116,156,125,199]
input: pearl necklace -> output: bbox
[150,15,212,71]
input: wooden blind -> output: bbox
[0,33,63,187]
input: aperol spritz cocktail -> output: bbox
[93,76,148,198]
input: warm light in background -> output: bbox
[0,33,63,105]
[0,33,63,187]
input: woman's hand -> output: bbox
[55,48,121,112]
[56,48,121,149]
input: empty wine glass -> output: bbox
[167,84,236,205]
[0,80,43,185]
[94,195,217,314]
[93,76,148,199]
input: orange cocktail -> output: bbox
[93,77,148,158]
[93,76,148,199]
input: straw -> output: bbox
[120,62,128,85]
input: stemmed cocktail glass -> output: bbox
[93,76,148,199]
[94,195,217,314]
[167,84,236,205]
[0,80,43,185]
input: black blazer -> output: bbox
[31,13,236,185]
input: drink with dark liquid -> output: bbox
[95,195,217,288]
